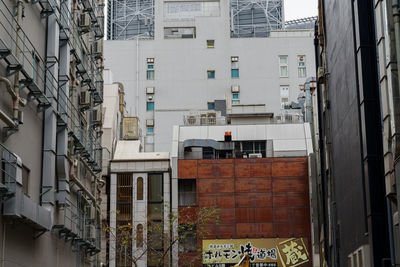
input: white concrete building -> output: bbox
[109,140,170,267]
[104,0,316,153]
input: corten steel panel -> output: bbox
[287,192,310,207]
[272,177,308,192]
[218,208,236,223]
[198,163,235,178]
[198,195,217,206]
[178,160,197,178]
[271,161,308,177]
[178,206,199,224]
[235,178,272,192]
[273,207,290,222]
[272,193,289,207]
[236,223,257,238]
[255,223,274,236]
[292,207,310,222]
[236,207,255,223]
[197,179,235,193]
[235,193,272,207]
[235,162,272,177]
[178,157,311,247]
[216,195,235,208]
[274,223,292,237]
[254,207,273,222]
[215,224,236,238]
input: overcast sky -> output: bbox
[284,0,318,21]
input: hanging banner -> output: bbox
[202,238,310,267]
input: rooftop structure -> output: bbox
[107,0,284,40]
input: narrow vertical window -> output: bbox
[146,58,155,80]
[231,56,239,78]
[146,101,154,111]
[137,177,143,200]
[207,40,215,48]
[279,56,288,77]
[280,86,289,109]
[136,224,143,247]
[298,55,306,77]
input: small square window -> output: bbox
[147,58,154,63]
[147,64,154,70]
[232,93,239,99]
[232,100,240,105]
[231,69,239,78]
[147,127,154,134]
[207,70,215,79]
[147,101,154,111]
[208,102,215,110]
[207,40,214,48]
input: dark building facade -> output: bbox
[315,0,392,266]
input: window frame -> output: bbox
[207,70,215,79]
[146,101,155,111]
[298,55,307,78]
[279,55,289,78]
[207,39,215,48]
[280,85,290,109]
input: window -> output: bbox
[298,55,306,77]
[231,69,239,78]
[178,179,196,206]
[147,127,154,134]
[280,86,289,109]
[147,59,155,80]
[136,224,143,247]
[232,100,240,105]
[279,56,288,77]
[148,174,163,203]
[147,101,154,111]
[179,224,197,252]
[137,177,143,200]
[231,56,239,78]
[207,102,215,110]
[207,70,215,79]
[207,40,214,48]
[164,27,196,39]
[232,93,239,99]
[22,165,30,197]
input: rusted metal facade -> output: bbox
[178,157,311,266]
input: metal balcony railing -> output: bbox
[54,197,80,239]
[0,143,17,202]
[0,0,103,173]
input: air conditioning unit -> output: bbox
[231,56,239,62]
[93,40,103,59]
[146,87,155,94]
[147,58,154,63]
[91,109,102,126]
[146,119,154,126]
[78,13,91,33]
[347,245,371,267]
[248,153,262,158]
[79,91,91,110]
[85,205,96,220]
[231,85,240,93]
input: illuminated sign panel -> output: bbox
[202,238,310,267]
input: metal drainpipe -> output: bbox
[392,0,400,159]
[13,0,23,120]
